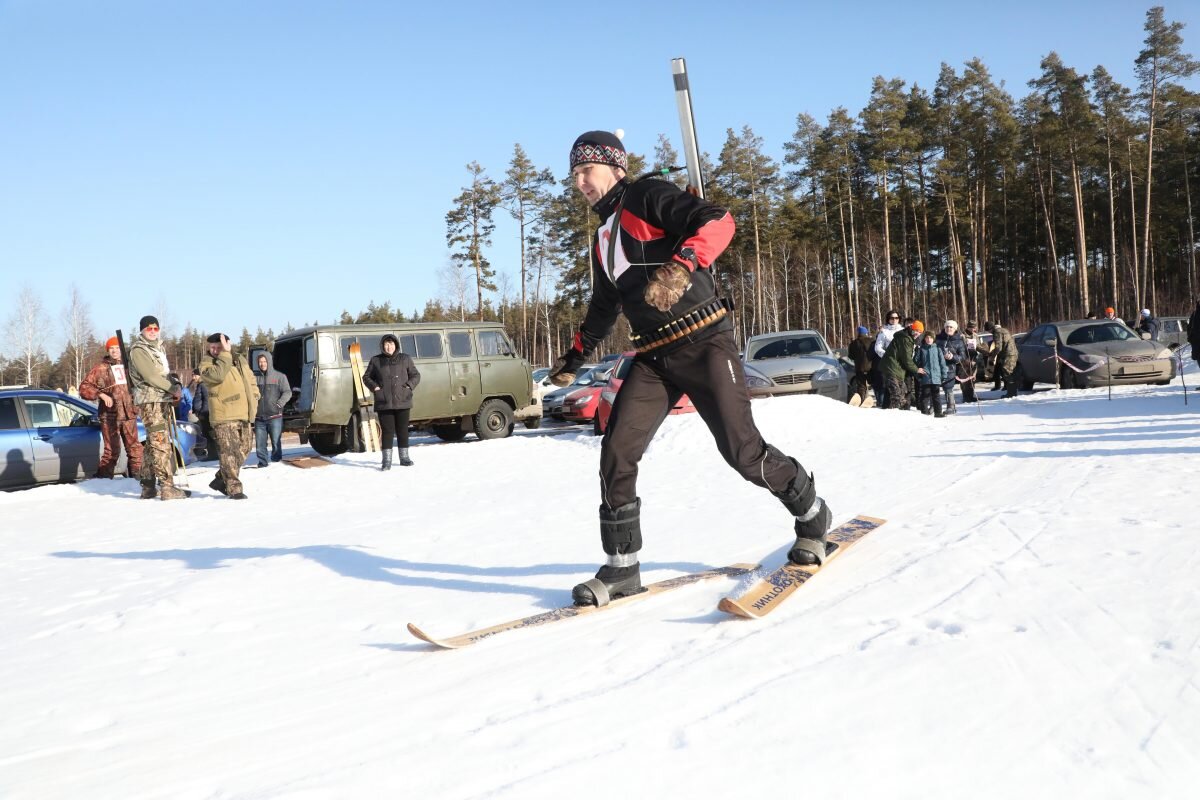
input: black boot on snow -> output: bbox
[399,448,413,467]
[381,450,392,471]
[775,463,834,566]
[572,499,644,607]
[209,475,227,495]
[139,478,157,500]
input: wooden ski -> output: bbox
[347,342,381,452]
[408,563,758,650]
[717,515,886,619]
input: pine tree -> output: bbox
[445,161,502,321]
[501,144,555,354]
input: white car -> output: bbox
[741,330,848,401]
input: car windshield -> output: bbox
[747,336,824,360]
[614,357,634,380]
[571,368,600,386]
[1064,323,1137,346]
[532,368,550,382]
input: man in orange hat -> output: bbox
[880,319,922,409]
[79,336,143,479]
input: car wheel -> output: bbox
[310,430,348,456]
[474,399,514,440]
[1059,365,1078,390]
[432,424,468,442]
[523,416,542,430]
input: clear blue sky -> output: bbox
[2,0,1195,353]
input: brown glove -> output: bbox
[644,262,692,313]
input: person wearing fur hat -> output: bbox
[1135,309,1159,341]
[934,320,967,414]
[127,315,189,499]
[79,336,144,480]
[550,129,832,607]
[199,332,259,499]
[846,325,875,406]
[362,334,421,470]
[881,320,922,409]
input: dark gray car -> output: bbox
[1016,320,1176,389]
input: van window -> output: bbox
[448,332,473,358]
[397,334,416,355]
[340,335,383,361]
[304,336,316,364]
[415,333,443,359]
[477,330,512,357]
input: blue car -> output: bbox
[0,387,205,491]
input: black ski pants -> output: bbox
[599,329,799,511]
[377,408,411,450]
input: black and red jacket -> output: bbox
[573,177,735,356]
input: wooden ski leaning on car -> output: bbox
[347,342,380,452]
[717,515,886,619]
[408,563,758,649]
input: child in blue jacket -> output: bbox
[914,331,948,417]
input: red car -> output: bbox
[593,351,696,435]
[561,382,607,424]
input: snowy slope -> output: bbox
[3,375,1200,799]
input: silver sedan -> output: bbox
[741,330,848,401]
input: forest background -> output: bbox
[4,6,1198,389]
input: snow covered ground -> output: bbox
[3,369,1200,799]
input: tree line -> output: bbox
[6,7,1197,381]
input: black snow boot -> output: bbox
[572,499,644,607]
[399,448,413,467]
[139,478,158,500]
[209,475,227,495]
[775,463,833,566]
[381,450,392,471]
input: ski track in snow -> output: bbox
[3,381,1200,797]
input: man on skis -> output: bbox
[550,130,833,607]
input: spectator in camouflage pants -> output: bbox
[199,332,259,499]
[127,316,188,500]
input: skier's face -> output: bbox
[572,163,624,205]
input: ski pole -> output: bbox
[1106,348,1112,402]
[670,57,705,198]
[1179,347,1189,405]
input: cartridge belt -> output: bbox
[630,298,732,354]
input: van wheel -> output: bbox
[432,424,468,442]
[474,399,514,440]
[523,416,542,430]
[310,431,348,456]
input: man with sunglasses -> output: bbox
[872,310,904,407]
[127,315,189,500]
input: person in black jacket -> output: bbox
[549,130,832,607]
[1188,302,1200,364]
[363,334,421,470]
[847,325,874,406]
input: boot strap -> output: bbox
[580,578,611,607]
[792,537,827,566]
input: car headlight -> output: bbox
[1079,354,1106,365]
[812,367,841,382]
[1156,348,1173,360]
[745,374,773,389]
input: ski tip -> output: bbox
[406,622,460,649]
[717,596,760,619]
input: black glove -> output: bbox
[549,349,586,387]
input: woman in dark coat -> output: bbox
[362,334,422,469]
